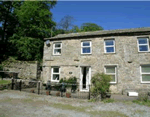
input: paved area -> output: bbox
[0,90,150,117]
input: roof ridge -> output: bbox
[44,27,150,40]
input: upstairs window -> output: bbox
[140,65,150,83]
[104,39,115,53]
[105,66,117,83]
[81,41,92,54]
[53,43,62,55]
[51,67,60,82]
[138,38,149,52]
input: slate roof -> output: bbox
[44,27,150,40]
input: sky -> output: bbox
[51,1,150,30]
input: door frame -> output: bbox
[80,66,91,92]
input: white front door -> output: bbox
[80,67,91,91]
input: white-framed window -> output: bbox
[137,38,149,52]
[140,65,150,83]
[51,67,60,82]
[105,66,117,83]
[104,39,115,53]
[53,43,62,55]
[81,41,92,54]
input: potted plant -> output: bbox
[66,91,71,98]
[56,91,60,96]
[46,90,50,95]
[106,90,111,98]
[30,89,35,93]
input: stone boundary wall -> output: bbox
[3,61,39,79]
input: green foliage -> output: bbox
[102,98,115,103]
[91,73,112,100]
[0,65,3,70]
[0,80,11,85]
[10,37,43,61]
[132,92,150,107]
[137,92,149,102]
[69,25,81,33]
[0,1,22,62]
[0,1,57,61]
[133,100,150,107]
[53,29,65,37]
[59,76,77,84]
[81,23,103,32]
[66,23,103,34]
[88,98,96,102]
[59,76,78,90]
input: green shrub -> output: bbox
[59,76,77,84]
[59,76,78,90]
[0,64,3,70]
[132,92,150,107]
[138,92,148,102]
[91,73,112,100]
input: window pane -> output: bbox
[106,47,114,53]
[142,66,150,73]
[105,40,114,46]
[110,75,115,82]
[83,42,90,46]
[55,43,61,48]
[138,39,147,44]
[54,49,61,54]
[53,68,59,73]
[142,75,150,81]
[106,67,115,73]
[82,47,91,53]
[139,45,148,51]
[53,74,59,80]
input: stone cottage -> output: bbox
[43,27,150,94]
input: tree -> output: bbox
[53,29,65,37]
[81,23,103,32]
[58,15,74,31]
[10,1,57,61]
[69,25,81,33]
[0,1,22,62]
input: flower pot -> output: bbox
[66,93,71,98]
[31,89,34,93]
[106,92,111,98]
[56,91,60,96]
[46,91,50,95]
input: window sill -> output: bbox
[53,54,61,56]
[110,82,117,84]
[141,82,150,84]
[138,51,150,53]
[51,80,59,82]
[104,52,116,55]
[81,53,92,55]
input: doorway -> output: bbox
[80,66,91,91]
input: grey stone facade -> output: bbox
[3,61,38,79]
[43,28,150,94]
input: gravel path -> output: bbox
[0,90,150,117]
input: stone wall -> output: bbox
[3,61,39,79]
[43,34,150,94]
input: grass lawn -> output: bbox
[0,80,11,85]
[133,100,150,107]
